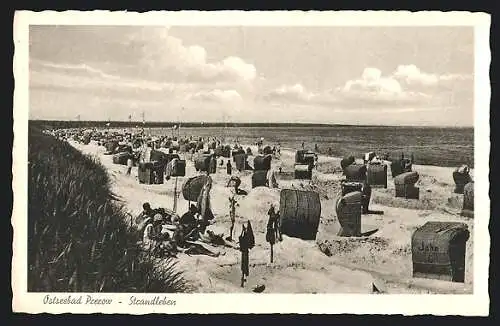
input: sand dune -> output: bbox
[69,140,473,294]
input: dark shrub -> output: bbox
[28,126,188,292]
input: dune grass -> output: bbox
[28,126,188,292]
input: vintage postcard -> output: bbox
[12,10,490,315]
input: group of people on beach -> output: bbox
[138,202,222,258]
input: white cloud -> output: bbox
[337,67,432,105]
[343,68,403,94]
[439,73,473,81]
[30,60,120,80]
[263,65,449,109]
[187,89,243,103]
[29,60,197,98]
[129,27,257,84]
[336,65,474,108]
[29,28,260,109]
[392,64,472,87]
[392,64,439,86]
[265,83,316,102]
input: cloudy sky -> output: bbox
[29,25,474,126]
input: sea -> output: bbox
[146,125,474,168]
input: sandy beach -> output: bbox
[69,140,474,294]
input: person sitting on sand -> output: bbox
[143,214,171,251]
[180,204,198,225]
[149,214,171,241]
[136,202,155,224]
[179,204,201,236]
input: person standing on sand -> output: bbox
[239,221,255,287]
[267,204,282,242]
[208,155,217,175]
[226,160,232,175]
[301,141,305,149]
[126,156,133,175]
[227,193,238,241]
[266,204,281,263]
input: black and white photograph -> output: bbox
[12,11,490,315]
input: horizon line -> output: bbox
[29,119,474,129]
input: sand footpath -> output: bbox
[69,141,474,294]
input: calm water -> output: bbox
[147,126,474,168]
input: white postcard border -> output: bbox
[12,10,491,315]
